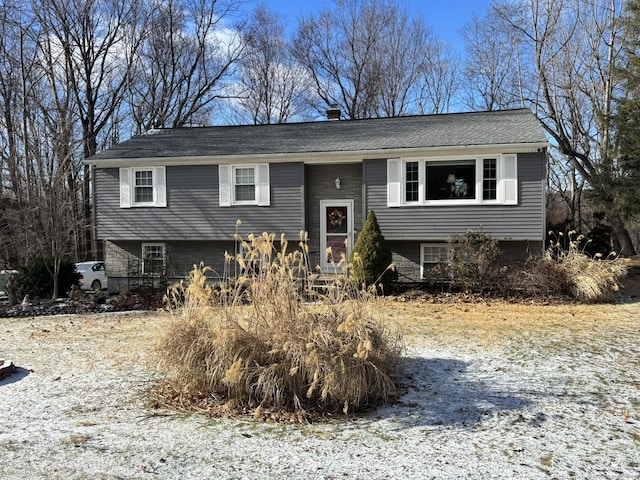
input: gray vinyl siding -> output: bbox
[305,163,363,267]
[364,152,546,241]
[95,163,304,241]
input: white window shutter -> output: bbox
[154,167,167,207]
[256,164,270,206]
[219,164,231,207]
[387,158,402,207]
[119,168,131,208]
[502,154,518,205]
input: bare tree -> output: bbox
[417,40,460,114]
[374,6,434,116]
[34,0,145,259]
[461,9,526,111]
[292,0,459,119]
[292,0,394,119]
[230,6,312,124]
[128,0,245,131]
[0,1,85,296]
[504,0,634,254]
[0,2,46,267]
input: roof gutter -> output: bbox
[84,142,549,168]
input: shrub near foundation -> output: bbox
[349,210,394,292]
[157,232,403,421]
[539,231,628,302]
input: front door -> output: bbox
[320,199,354,271]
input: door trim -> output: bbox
[319,199,354,271]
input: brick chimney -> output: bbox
[326,104,341,120]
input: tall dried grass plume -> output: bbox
[540,231,628,302]
[157,231,403,421]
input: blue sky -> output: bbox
[253,0,494,53]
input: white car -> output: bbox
[76,261,108,291]
[0,270,17,299]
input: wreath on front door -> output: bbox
[329,208,345,226]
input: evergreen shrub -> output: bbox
[13,256,79,299]
[348,210,394,292]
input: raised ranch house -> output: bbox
[84,108,549,293]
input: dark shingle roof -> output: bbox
[87,109,547,162]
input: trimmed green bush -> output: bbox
[349,210,394,292]
[13,256,79,300]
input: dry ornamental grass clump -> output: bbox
[156,231,403,421]
[541,231,628,302]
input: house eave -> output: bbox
[84,142,549,168]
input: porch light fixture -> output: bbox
[335,177,341,189]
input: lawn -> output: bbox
[1,298,639,479]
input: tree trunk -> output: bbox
[612,223,637,257]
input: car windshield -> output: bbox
[0,272,14,291]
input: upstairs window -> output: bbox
[134,170,154,203]
[234,167,256,202]
[483,158,497,201]
[387,155,517,206]
[119,167,167,208]
[425,160,475,201]
[405,161,419,202]
[219,164,270,206]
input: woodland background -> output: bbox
[1,0,639,273]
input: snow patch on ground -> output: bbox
[1,311,639,479]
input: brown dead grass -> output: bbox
[2,298,637,366]
[380,296,639,356]
[2,293,638,396]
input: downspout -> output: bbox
[542,146,548,255]
[90,165,98,259]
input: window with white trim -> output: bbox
[421,243,450,279]
[426,160,475,200]
[218,164,270,206]
[405,161,419,202]
[119,166,167,208]
[234,167,256,202]
[482,158,497,200]
[142,243,165,276]
[387,155,517,206]
[134,170,154,203]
